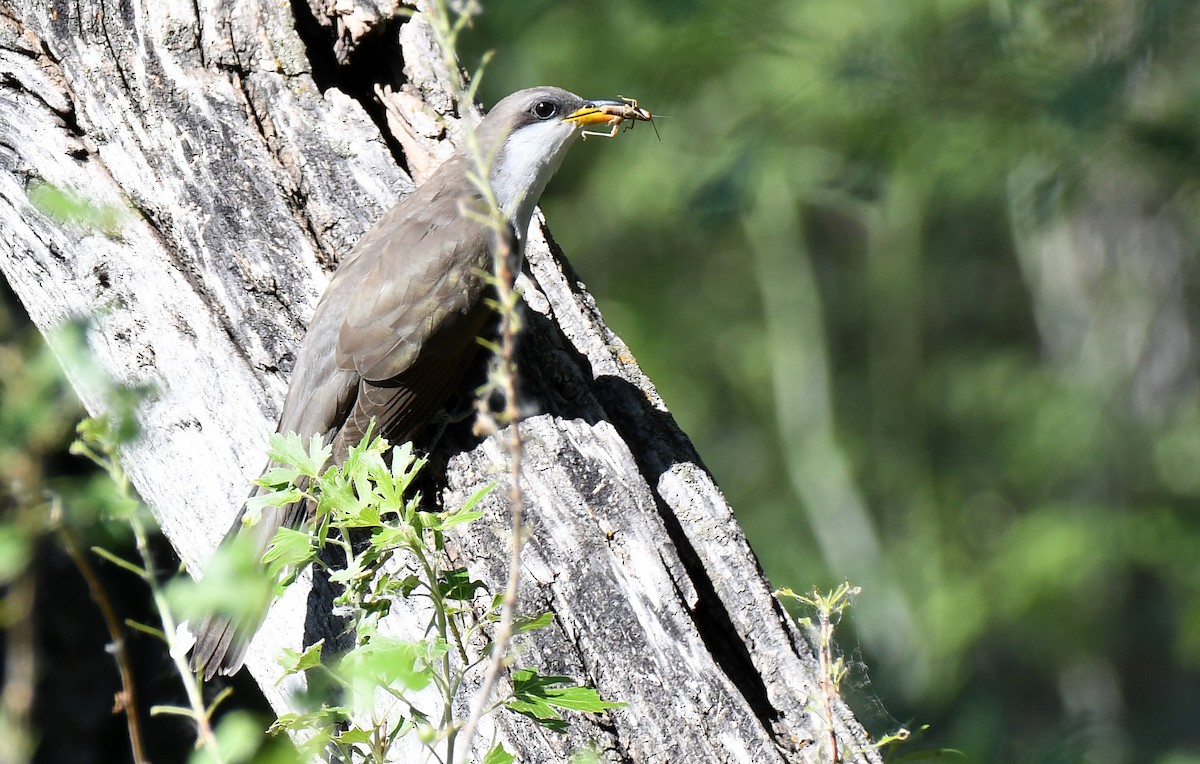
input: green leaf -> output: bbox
[262,527,316,571]
[328,552,371,585]
[279,640,324,677]
[391,573,422,597]
[166,535,274,624]
[431,508,484,532]
[458,482,497,514]
[436,567,487,601]
[247,487,304,512]
[506,669,624,730]
[269,705,350,735]
[340,638,433,699]
[514,611,555,634]
[483,742,516,764]
[369,447,416,514]
[27,179,126,237]
[334,727,373,745]
[372,523,421,556]
[339,498,382,529]
[317,474,371,524]
[267,432,331,478]
[256,465,301,489]
[189,711,265,764]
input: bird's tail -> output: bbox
[190,610,255,682]
[188,491,307,681]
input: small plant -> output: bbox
[776,582,911,763]
[248,429,623,763]
[72,415,231,761]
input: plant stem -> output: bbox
[84,434,224,760]
[53,500,149,764]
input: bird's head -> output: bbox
[475,86,627,238]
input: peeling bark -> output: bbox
[0,1,881,761]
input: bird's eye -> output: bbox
[531,101,558,120]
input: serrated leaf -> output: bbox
[166,536,273,624]
[371,471,406,514]
[340,637,433,693]
[483,742,516,764]
[437,567,486,601]
[262,527,316,570]
[278,640,324,677]
[334,727,373,745]
[459,482,497,514]
[328,553,369,585]
[256,465,301,488]
[509,668,625,719]
[371,524,412,552]
[505,696,562,722]
[533,683,624,713]
[269,705,350,735]
[390,441,416,477]
[341,494,383,528]
[378,572,422,597]
[316,474,354,509]
[246,487,304,512]
[433,508,483,531]
[267,432,331,478]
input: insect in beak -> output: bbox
[565,96,657,140]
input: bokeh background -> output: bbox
[4,0,1200,762]
[461,1,1200,762]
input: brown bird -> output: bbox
[189,86,642,680]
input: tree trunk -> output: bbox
[0,0,881,761]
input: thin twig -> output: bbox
[417,3,529,759]
[453,227,527,762]
[53,500,149,764]
[814,600,840,764]
[74,426,223,758]
[127,510,221,754]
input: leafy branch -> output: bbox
[256,429,621,763]
[71,417,227,760]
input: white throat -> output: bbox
[489,120,579,243]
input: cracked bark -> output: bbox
[0,0,882,761]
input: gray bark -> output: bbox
[0,0,881,761]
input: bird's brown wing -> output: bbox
[337,162,494,381]
[330,171,505,449]
[329,329,490,460]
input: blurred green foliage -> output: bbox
[464,1,1200,761]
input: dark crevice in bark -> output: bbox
[95,0,134,96]
[531,237,788,740]
[0,20,87,149]
[289,1,413,179]
[227,65,339,274]
[188,0,207,68]
[656,494,782,730]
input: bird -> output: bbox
[189,86,642,680]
